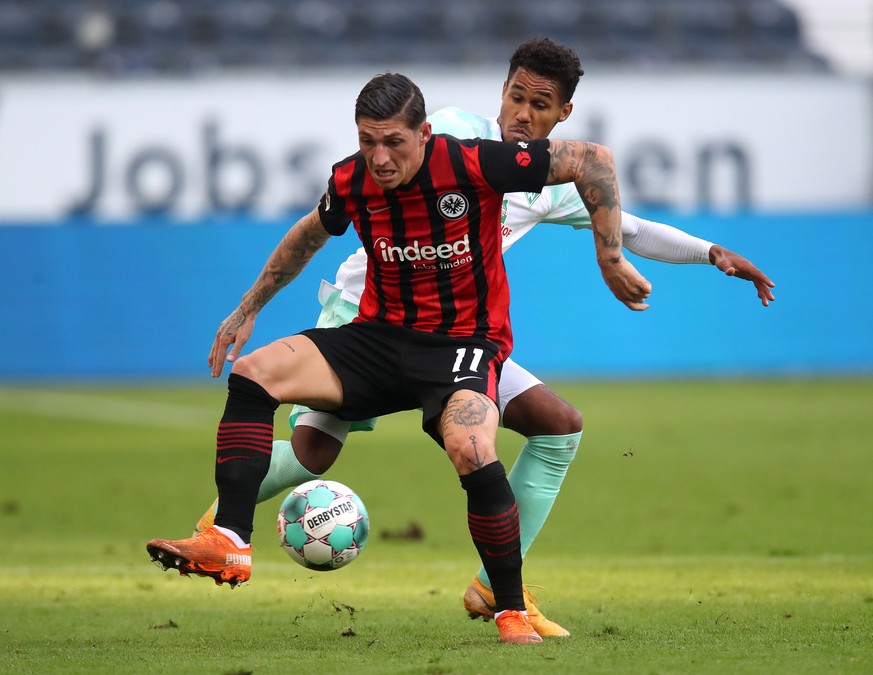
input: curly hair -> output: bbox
[507,37,584,104]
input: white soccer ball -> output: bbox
[277,480,369,571]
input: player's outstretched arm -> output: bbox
[547,140,652,311]
[708,244,776,307]
[619,214,775,306]
[208,208,332,377]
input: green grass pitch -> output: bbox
[1,379,872,673]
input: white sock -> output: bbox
[494,609,528,619]
[213,525,250,549]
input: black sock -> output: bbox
[459,461,524,612]
[213,373,280,543]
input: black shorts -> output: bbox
[299,322,502,446]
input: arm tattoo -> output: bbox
[548,141,619,217]
[242,209,331,313]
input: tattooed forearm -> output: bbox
[548,140,622,262]
[582,179,619,219]
[240,208,331,314]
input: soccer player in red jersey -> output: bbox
[147,72,650,644]
[187,39,774,639]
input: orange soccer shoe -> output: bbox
[495,610,543,644]
[463,576,570,637]
[147,525,251,588]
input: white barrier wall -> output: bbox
[0,70,870,221]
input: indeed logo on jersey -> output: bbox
[374,235,472,270]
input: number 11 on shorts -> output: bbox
[452,347,484,376]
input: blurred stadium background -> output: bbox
[0,0,871,381]
[0,0,841,72]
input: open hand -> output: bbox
[709,245,776,307]
[208,308,257,378]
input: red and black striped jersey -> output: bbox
[318,134,550,361]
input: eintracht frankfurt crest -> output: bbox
[437,192,469,220]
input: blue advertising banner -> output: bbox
[2,211,871,380]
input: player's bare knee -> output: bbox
[291,425,343,475]
[229,353,263,382]
[229,353,285,400]
[503,386,583,437]
[444,435,497,475]
[550,402,583,435]
[522,403,581,436]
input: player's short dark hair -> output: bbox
[508,37,584,104]
[355,73,427,129]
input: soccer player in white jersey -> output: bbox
[195,38,775,637]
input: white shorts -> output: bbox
[495,357,543,423]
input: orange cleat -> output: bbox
[495,610,543,644]
[147,525,251,588]
[464,576,570,637]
